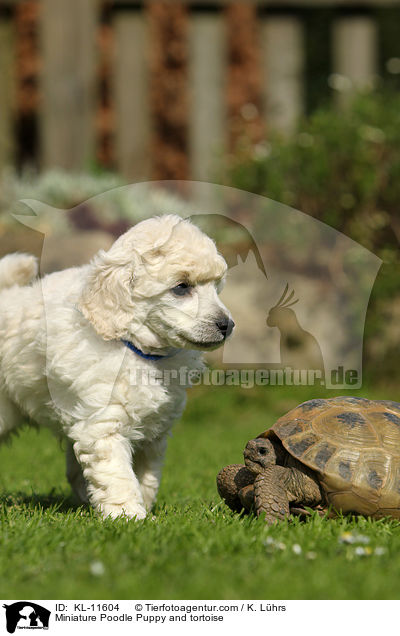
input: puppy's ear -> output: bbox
[77,250,135,340]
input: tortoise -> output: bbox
[217,396,400,524]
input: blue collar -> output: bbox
[122,339,174,361]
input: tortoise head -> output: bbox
[243,437,279,474]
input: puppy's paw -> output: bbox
[140,484,158,513]
[99,502,147,521]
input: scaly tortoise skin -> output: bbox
[217,396,400,523]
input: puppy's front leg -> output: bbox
[72,433,147,520]
[134,434,168,512]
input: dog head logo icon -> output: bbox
[3,602,50,633]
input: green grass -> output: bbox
[1,383,400,600]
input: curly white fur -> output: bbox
[0,215,232,520]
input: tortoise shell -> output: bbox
[260,396,400,518]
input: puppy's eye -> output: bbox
[171,283,192,297]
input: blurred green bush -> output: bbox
[225,91,400,383]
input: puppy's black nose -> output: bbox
[216,317,235,338]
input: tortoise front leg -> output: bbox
[239,483,255,511]
[217,464,254,513]
[253,465,291,524]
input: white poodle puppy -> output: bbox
[0,215,233,520]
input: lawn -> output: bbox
[1,382,400,600]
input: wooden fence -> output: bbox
[0,0,398,181]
